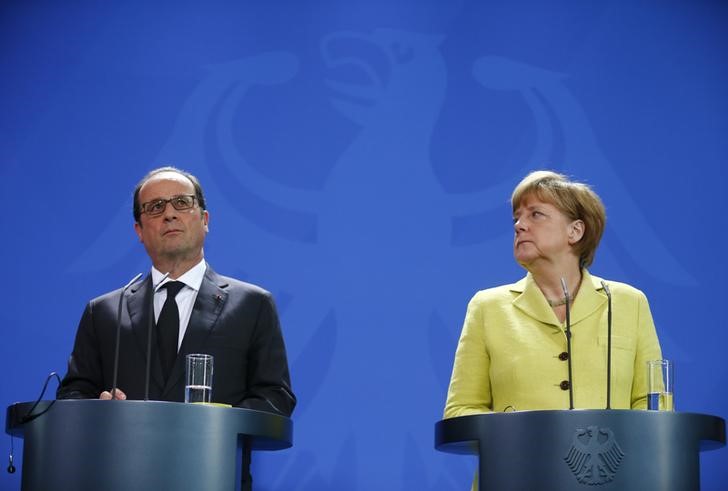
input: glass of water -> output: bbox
[647,359,674,411]
[185,353,213,403]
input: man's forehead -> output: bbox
[139,172,194,197]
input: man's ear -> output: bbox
[134,221,144,243]
[202,210,209,232]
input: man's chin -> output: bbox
[158,247,191,261]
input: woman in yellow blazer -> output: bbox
[444,170,663,417]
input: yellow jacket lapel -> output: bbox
[511,273,562,328]
[570,270,607,327]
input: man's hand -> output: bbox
[99,388,127,400]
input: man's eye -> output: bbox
[175,196,195,208]
[149,201,165,212]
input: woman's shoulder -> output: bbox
[587,272,648,301]
[469,279,524,305]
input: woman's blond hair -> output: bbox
[511,170,606,268]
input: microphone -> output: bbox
[601,280,613,409]
[110,273,143,400]
[560,277,574,410]
[145,272,170,401]
[7,435,15,474]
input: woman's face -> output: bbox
[512,194,582,269]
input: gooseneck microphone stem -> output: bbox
[601,281,613,409]
[145,272,170,401]
[560,277,574,410]
[111,273,143,400]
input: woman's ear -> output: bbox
[569,219,585,244]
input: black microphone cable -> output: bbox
[18,372,62,424]
[7,371,62,474]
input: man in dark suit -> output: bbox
[57,166,295,488]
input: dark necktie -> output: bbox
[156,281,185,383]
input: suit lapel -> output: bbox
[162,267,229,396]
[127,276,165,393]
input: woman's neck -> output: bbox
[531,262,583,306]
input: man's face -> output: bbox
[134,171,209,267]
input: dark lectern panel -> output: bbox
[435,410,725,491]
[6,400,293,491]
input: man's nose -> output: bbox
[162,203,179,219]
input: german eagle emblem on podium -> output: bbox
[564,425,624,485]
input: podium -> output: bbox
[435,410,725,491]
[5,400,293,491]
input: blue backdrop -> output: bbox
[2,1,727,489]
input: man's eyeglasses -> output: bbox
[140,195,198,217]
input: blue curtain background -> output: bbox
[2,1,726,489]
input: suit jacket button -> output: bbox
[560,380,570,390]
[558,352,569,361]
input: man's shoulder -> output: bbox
[206,269,272,299]
[88,286,126,306]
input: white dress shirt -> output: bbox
[151,259,207,350]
